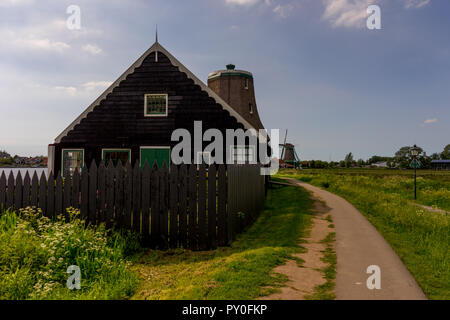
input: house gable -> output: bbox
[55,41,263,144]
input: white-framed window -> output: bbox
[244,78,249,89]
[230,145,256,164]
[144,94,168,117]
[197,151,211,166]
[62,149,84,175]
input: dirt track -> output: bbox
[286,178,427,300]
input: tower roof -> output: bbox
[208,65,253,80]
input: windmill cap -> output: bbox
[208,65,253,80]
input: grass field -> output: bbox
[131,185,315,300]
[276,168,450,300]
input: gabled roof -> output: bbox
[55,41,266,143]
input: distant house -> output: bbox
[14,157,27,165]
[431,160,450,170]
[48,39,266,174]
[372,161,388,168]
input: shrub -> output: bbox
[0,207,141,300]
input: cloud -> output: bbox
[322,0,371,29]
[404,0,431,9]
[31,81,112,97]
[273,3,295,18]
[0,19,103,55]
[225,0,259,5]
[423,118,437,125]
[81,81,113,91]
[0,0,33,7]
[53,86,77,96]
[82,44,103,55]
[0,20,71,53]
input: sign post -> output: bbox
[409,147,421,200]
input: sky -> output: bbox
[0,0,449,161]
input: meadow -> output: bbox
[1,185,317,300]
[276,168,450,300]
[0,207,141,300]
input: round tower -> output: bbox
[207,64,264,129]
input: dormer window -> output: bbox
[144,94,168,117]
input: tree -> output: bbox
[344,152,354,168]
[430,152,441,160]
[0,150,11,159]
[442,144,450,160]
[394,146,423,169]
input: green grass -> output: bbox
[0,206,141,300]
[277,168,450,300]
[131,185,315,300]
[306,231,336,300]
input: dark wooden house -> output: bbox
[48,39,266,174]
[431,160,450,170]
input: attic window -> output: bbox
[249,103,253,114]
[144,94,168,117]
[244,78,249,89]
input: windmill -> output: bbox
[279,130,301,168]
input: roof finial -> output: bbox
[156,24,158,43]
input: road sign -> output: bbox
[410,159,421,169]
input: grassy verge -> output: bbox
[277,169,450,300]
[0,207,141,300]
[131,185,315,300]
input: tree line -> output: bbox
[303,144,450,169]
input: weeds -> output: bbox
[0,206,140,300]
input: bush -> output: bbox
[321,182,330,188]
[0,207,141,300]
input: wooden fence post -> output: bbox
[124,161,133,229]
[208,164,217,249]
[15,172,23,211]
[178,164,187,248]
[188,164,197,250]
[114,161,124,226]
[218,165,227,246]
[150,162,160,247]
[55,173,63,216]
[160,162,169,249]
[47,172,55,219]
[80,167,89,220]
[141,162,151,244]
[39,172,47,215]
[198,163,207,250]
[105,160,115,229]
[98,162,106,223]
[0,172,6,211]
[132,160,141,233]
[88,161,97,224]
[169,164,179,248]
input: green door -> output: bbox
[140,147,170,169]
